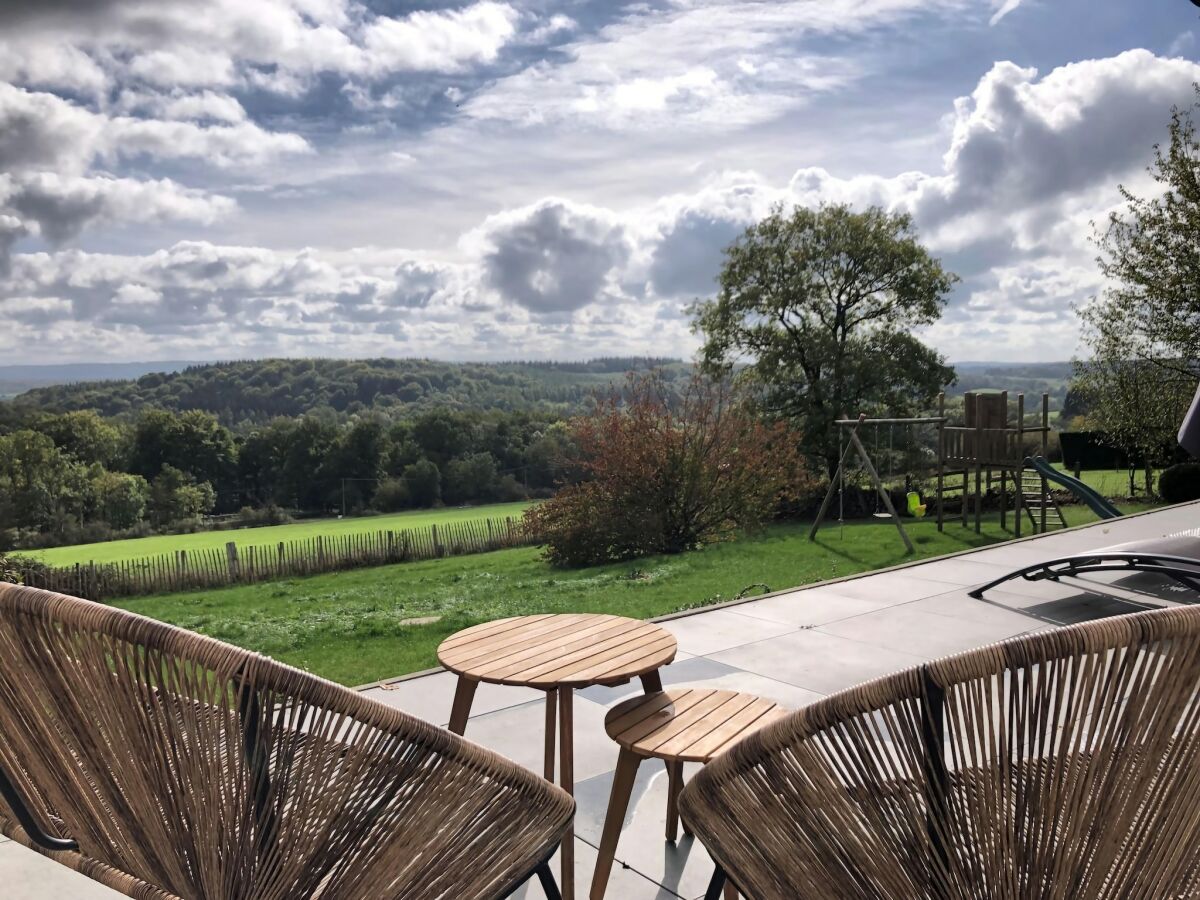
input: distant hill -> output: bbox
[2,357,1076,424]
[952,361,1074,411]
[3,357,689,423]
[0,361,203,399]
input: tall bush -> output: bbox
[525,373,812,566]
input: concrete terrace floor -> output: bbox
[4,501,1198,899]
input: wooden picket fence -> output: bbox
[17,516,535,603]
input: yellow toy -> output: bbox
[906,491,926,518]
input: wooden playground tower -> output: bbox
[810,389,1056,552]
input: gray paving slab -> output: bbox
[458,694,617,784]
[708,628,929,695]
[659,608,797,656]
[905,556,1026,588]
[576,656,742,707]
[811,570,960,605]
[577,655,824,712]
[0,842,122,898]
[813,600,1032,659]
[573,761,715,900]
[361,669,544,727]
[508,836,685,899]
[671,666,826,710]
[733,587,900,627]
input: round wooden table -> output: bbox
[438,614,678,900]
[590,688,789,900]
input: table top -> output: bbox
[605,688,789,763]
[437,614,677,689]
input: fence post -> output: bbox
[431,524,441,557]
[316,535,325,568]
[226,541,240,582]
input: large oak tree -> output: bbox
[693,203,957,475]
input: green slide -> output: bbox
[1025,456,1123,520]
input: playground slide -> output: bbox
[1024,456,1123,520]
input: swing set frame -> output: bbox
[808,391,1055,552]
[807,413,945,553]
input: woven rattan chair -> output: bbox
[0,583,574,899]
[680,604,1200,900]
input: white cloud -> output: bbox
[0,239,626,360]
[360,2,519,75]
[0,40,107,95]
[521,13,576,46]
[0,173,235,244]
[0,0,525,97]
[461,0,956,131]
[127,48,239,89]
[0,83,309,175]
[989,0,1023,26]
[155,92,249,124]
[1168,31,1196,58]
[468,199,631,314]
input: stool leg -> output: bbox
[544,688,557,781]
[447,676,477,735]
[682,761,693,837]
[640,671,663,693]
[665,759,683,842]
[589,749,642,900]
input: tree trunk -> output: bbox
[1144,461,1155,499]
[825,453,840,481]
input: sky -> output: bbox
[0,0,1197,366]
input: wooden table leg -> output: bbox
[665,759,683,842]
[559,687,575,900]
[447,675,477,735]
[590,748,642,900]
[544,688,557,781]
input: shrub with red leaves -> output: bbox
[524,372,812,567]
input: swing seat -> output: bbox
[906,491,926,518]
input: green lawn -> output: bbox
[1048,464,1161,501]
[33,501,534,566]
[115,504,1148,687]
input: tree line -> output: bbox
[0,405,578,550]
[2,357,687,424]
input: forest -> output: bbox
[0,404,566,550]
[2,356,686,423]
[0,358,687,551]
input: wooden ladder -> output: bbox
[1019,469,1066,532]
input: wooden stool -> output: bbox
[438,614,677,900]
[589,688,788,900]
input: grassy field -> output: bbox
[115,504,1148,686]
[33,501,535,566]
[1048,464,1162,501]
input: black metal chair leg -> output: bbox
[536,860,562,900]
[705,864,728,900]
[0,761,78,853]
